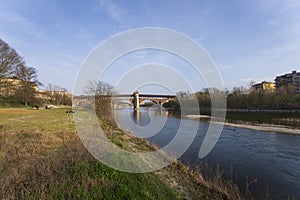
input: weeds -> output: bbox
[244,175,257,199]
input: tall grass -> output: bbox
[0,108,244,199]
[0,108,179,199]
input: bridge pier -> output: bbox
[133,91,139,110]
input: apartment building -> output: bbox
[275,70,300,93]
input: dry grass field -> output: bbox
[0,108,242,199]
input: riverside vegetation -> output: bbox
[0,108,243,199]
[164,89,300,128]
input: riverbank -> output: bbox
[0,108,243,199]
[223,122,300,135]
[185,115,300,135]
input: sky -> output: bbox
[1,0,300,94]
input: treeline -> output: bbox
[44,84,72,106]
[0,38,71,107]
[164,87,300,111]
[226,90,300,110]
[196,87,300,110]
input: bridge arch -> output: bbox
[139,99,159,105]
[117,100,132,105]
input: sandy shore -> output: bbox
[185,115,300,135]
[222,122,300,135]
[185,114,211,119]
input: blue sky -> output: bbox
[1,0,300,94]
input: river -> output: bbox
[114,107,300,199]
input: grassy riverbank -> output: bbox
[0,108,243,199]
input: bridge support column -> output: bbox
[159,100,162,109]
[133,91,139,110]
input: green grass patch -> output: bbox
[0,108,75,134]
[53,161,180,200]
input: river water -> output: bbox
[114,107,300,199]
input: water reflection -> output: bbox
[133,109,140,125]
[130,106,169,126]
[115,107,169,139]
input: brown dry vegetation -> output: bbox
[0,109,91,199]
[0,108,243,199]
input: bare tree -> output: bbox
[0,39,23,78]
[45,84,54,102]
[232,86,249,95]
[45,84,71,105]
[277,83,297,95]
[14,65,42,106]
[85,81,114,118]
[0,39,24,96]
[85,81,113,96]
[248,80,256,88]
[53,85,68,105]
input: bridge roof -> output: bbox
[112,94,176,98]
[73,93,176,99]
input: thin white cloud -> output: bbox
[280,0,300,14]
[0,11,49,41]
[54,23,67,31]
[74,28,93,39]
[94,0,126,23]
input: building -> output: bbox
[36,89,73,100]
[0,78,72,100]
[275,70,300,94]
[0,78,38,96]
[251,81,275,93]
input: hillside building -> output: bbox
[0,78,38,96]
[275,70,300,93]
[251,81,275,93]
